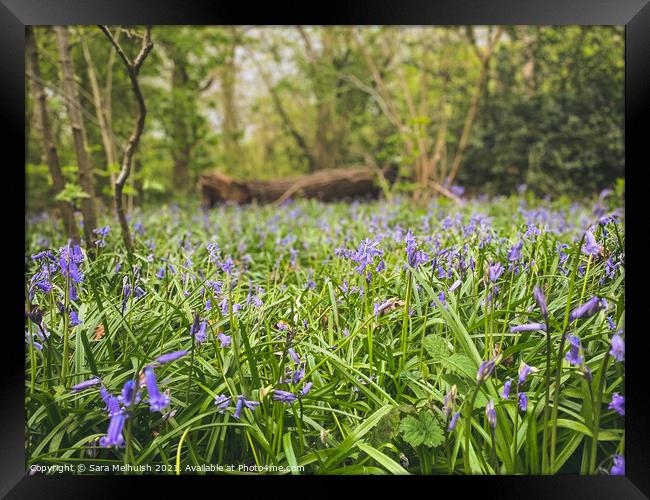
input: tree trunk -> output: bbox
[199,165,398,208]
[221,28,241,164]
[54,26,98,248]
[171,57,191,192]
[27,27,79,242]
[81,35,118,188]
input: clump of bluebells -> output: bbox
[24,193,624,475]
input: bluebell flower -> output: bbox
[233,395,260,419]
[582,230,602,256]
[273,390,298,404]
[510,323,546,333]
[610,333,625,362]
[507,241,523,262]
[608,393,625,416]
[477,358,496,383]
[71,377,101,393]
[501,379,512,400]
[607,316,617,331]
[518,362,537,385]
[218,332,232,348]
[485,400,497,430]
[69,310,81,327]
[195,321,208,344]
[300,382,313,397]
[565,335,584,366]
[155,350,188,364]
[518,392,528,412]
[219,297,229,315]
[100,386,122,417]
[99,412,126,448]
[119,380,141,408]
[291,366,305,385]
[488,262,504,282]
[569,297,607,322]
[288,348,301,364]
[448,411,461,431]
[443,385,457,416]
[144,366,170,412]
[214,394,231,413]
[533,286,548,320]
[610,455,625,475]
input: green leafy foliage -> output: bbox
[399,412,444,449]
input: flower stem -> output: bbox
[589,353,610,473]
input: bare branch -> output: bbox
[99,25,153,255]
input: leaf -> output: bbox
[440,353,477,380]
[54,182,90,202]
[370,406,401,446]
[399,412,444,449]
[423,335,451,360]
[357,442,409,475]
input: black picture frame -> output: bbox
[5,1,649,497]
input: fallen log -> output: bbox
[199,165,397,207]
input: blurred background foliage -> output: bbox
[26,26,624,212]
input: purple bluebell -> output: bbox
[443,385,457,416]
[98,412,126,448]
[582,230,602,256]
[533,286,548,320]
[477,358,496,383]
[501,379,512,400]
[608,393,625,416]
[449,279,461,292]
[569,297,607,322]
[610,333,625,362]
[518,362,537,385]
[291,366,305,385]
[27,307,43,326]
[518,392,528,412]
[195,321,208,344]
[277,321,289,331]
[93,226,110,247]
[189,313,200,340]
[288,348,301,364]
[607,316,617,331]
[510,323,546,333]
[565,335,584,366]
[156,350,188,364]
[119,380,141,408]
[300,382,313,397]
[70,310,81,326]
[219,297,229,315]
[100,386,122,417]
[610,455,625,475]
[507,241,523,262]
[71,377,101,393]
[485,400,497,430]
[217,332,232,348]
[448,411,461,431]
[233,395,260,419]
[144,366,170,412]
[214,394,231,413]
[488,262,504,282]
[58,243,84,283]
[273,390,298,404]
[404,230,429,269]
